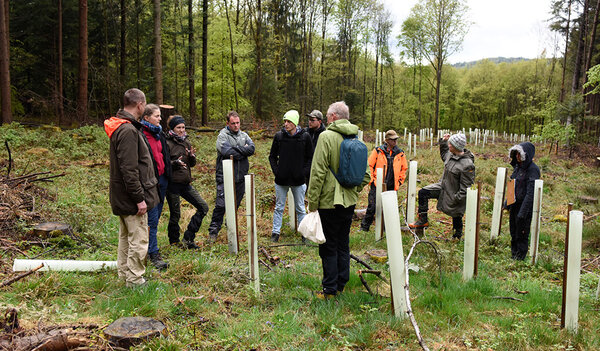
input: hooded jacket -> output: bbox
[436,138,476,217]
[269,126,313,186]
[166,133,195,185]
[104,109,159,216]
[306,119,370,211]
[508,142,541,218]
[367,144,408,191]
[215,126,255,183]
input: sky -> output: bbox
[383,0,560,64]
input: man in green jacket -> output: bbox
[306,101,370,299]
[104,88,159,288]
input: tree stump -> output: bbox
[366,249,388,263]
[33,222,72,238]
[159,104,176,131]
[103,317,166,348]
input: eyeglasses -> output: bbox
[309,118,319,122]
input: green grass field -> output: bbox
[0,122,599,350]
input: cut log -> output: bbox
[33,222,72,239]
[104,317,166,348]
[366,249,388,263]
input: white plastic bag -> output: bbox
[298,211,326,244]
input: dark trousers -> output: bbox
[509,204,532,260]
[166,183,209,244]
[318,205,355,295]
[360,184,377,230]
[208,180,245,236]
[417,187,463,233]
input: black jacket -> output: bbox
[269,126,313,186]
[166,133,196,185]
[305,123,326,150]
[508,142,541,218]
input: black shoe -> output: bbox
[360,226,370,232]
[452,230,463,240]
[207,233,217,244]
[301,236,307,244]
[271,233,280,243]
[183,240,200,249]
[409,213,429,229]
[149,252,169,270]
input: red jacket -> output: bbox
[367,145,408,190]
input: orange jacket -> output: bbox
[368,145,408,190]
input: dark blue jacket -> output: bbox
[508,142,541,218]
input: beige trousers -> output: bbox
[117,214,148,286]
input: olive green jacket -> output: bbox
[306,119,370,212]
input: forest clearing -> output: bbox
[0,123,598,350]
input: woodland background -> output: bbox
[0,0,599,146]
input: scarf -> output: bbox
[168,129,187,142]
[141,120,162,140]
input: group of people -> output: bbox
[106,88,540,295]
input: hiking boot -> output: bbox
[149,252,169,270]
[314,290,336,300]
[360,225,370,232]
[409,213,429,229]
[301,236,307,244]
[207,233,218,244]
[452,230,463,240]
[271,233,280,243]
[183,240,200,250]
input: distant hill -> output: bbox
[452,57,530,68]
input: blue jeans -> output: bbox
[272,183,307,235]
[148,174,168,255]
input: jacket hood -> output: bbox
[326,119,358,136]
[509,142,535,168]
[280,125,304,137]
[377,144,403,156]
[104,117,131,139]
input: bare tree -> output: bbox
[56,0,64,124]
[77,0,88,123]
[201,0,208,126]
[0,0,10,124]
[410,0,470,134]
[223,0,239,111]
[153,0,163,104]
[188,0,196,124]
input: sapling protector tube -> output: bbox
[463,188,478,281]
[529,179,544,264]
[375,167,383,241]
[287,189,295,230]
[565,210,583,333]
[223,159,238,254]
[490,167,507,240]
[406,161,418,225]
[381,191,408,319]
[245,174,259,293]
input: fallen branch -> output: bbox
[492,296,524,302]
[350,253,374,270]
[5,140,11,178]
[358,272,374,295]
[1,263,44,288]
[174,295,205,305]
[258,258,272,271]
[259,247,280,265]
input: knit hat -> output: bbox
[168,115,185,130]
[283,110,300,126]
[306,110,323,121]
[448,133,467,151]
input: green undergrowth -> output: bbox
[0,124,599,350]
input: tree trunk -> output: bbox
[77,0,88,124]
[0,0,10,125]
[57,0,64,124]
[201,0,208,126]
[571,0,589,96]
[560,0,572,103]
[153,0,163,104]
[188,0,196,124]
[254,0,263,118]
[223,0,238,111]
[583,0,600,101]
[120,0,126,83]
[319,0,330,109]
[371,46,378,129]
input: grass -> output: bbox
[0,123,599,350]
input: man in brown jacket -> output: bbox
[104,88,159,287]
